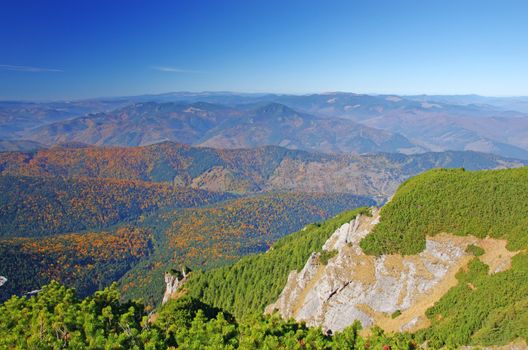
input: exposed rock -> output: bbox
[25,289,41,296]
[266,158,405,198]
[172,175,188,187]
[0,276,6,287]
[266,208,506,333]
[400,316,422,332]
[162,267,190,305]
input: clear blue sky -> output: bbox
[1,0,527,100]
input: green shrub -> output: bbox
[466,244,485,256]
[391,310,402,319]
[318,250,338,265]
[417,254,528,347]
[0,280,416,349]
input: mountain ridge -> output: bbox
[3,92,528,159]
[1,142,524,198]
[22,101,423,155]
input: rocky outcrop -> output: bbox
[0,276,6,287]
[162,267,190,305]
[266,208,492,333]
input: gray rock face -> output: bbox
[0,276,7,287]
[162,268,189,305]
[266,208,475,333]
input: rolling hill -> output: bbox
[2,142,522,304]
[261,93,528,159]
[118,193,374,304]
[0,143,384,301]
[0,226,154,301]
[0,139,46,152]
[0,174,234,238]
[1,142,524,198]
[0,190,373,303]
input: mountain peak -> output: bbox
[253,102,297,116]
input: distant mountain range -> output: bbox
[16,102,419,155]
[406,94,528,113]
[0,139,45,152]
[0,99,129,139]
[264,93,528,159]
[1,92,528,159]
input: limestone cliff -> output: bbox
[162,267,190,305]
[266,208,515,333]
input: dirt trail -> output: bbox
[478,238,518,274]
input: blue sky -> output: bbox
[1,0,527,100]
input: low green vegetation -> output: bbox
[184,207,371,320]
[0,280,417,349]
[318,249,338,265]
[417,254,528,348]
[465,244,485,256]
[360,167,528,255]
[391,310,401,319]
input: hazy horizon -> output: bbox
[3,90,528,104]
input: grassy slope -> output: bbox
[360,167,528,255]
[358,167,528,347]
